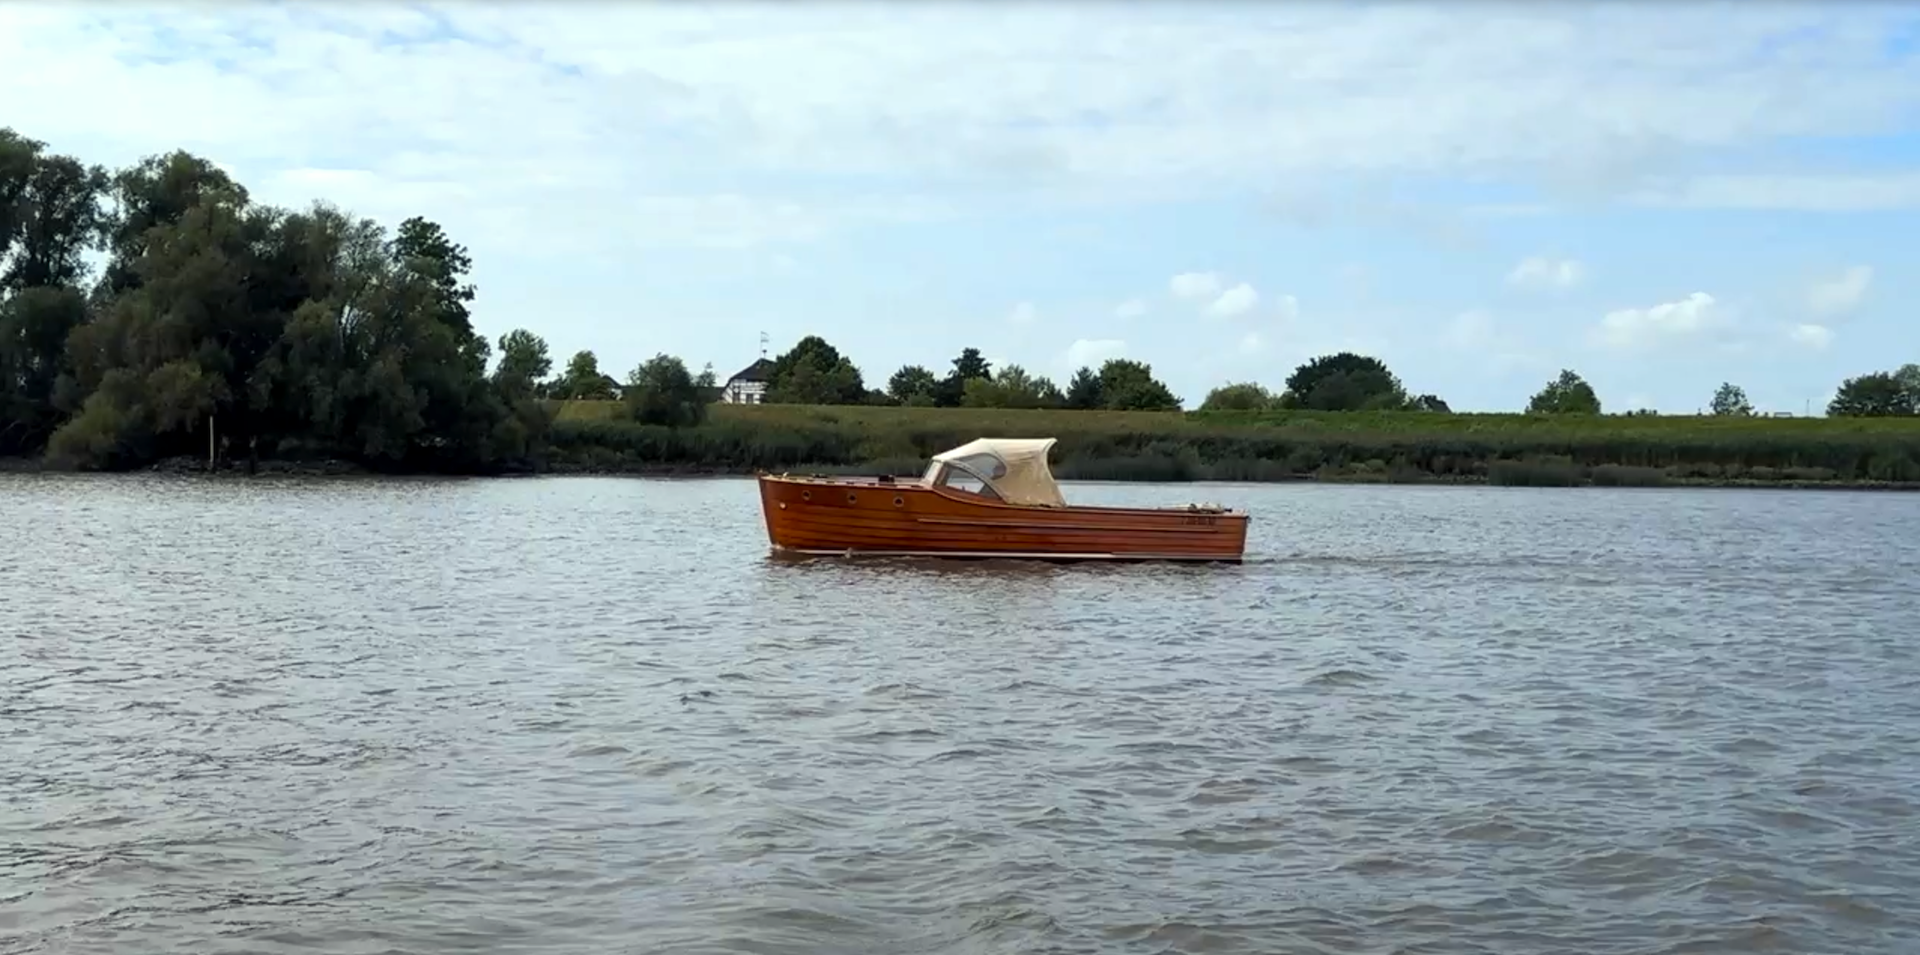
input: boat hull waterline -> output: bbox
[756,474,1249,563]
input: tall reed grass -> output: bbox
[545,401,1920,486]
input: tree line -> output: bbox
[734,339,1919,420]
[738,335,1183,411]
[0,127,731,471]
[7,126,1917,477]
[1197,357,1920,418]
[1194,357,1583,416]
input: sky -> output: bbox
[3,2,1919,414]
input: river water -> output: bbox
[4,474,1919,954]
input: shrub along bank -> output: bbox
[544,401,1920,488]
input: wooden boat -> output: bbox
[756,438,1248,562]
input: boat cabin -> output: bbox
[920,438,1066,507]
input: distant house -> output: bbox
[722,358,776,404]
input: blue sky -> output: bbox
[5,2,1920,413]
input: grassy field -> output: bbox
[544,400,1920,487]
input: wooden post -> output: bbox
[208,415,216,471]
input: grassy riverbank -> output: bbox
[12,401,1917,488]
[546,401,1920,489]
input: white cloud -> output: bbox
[9,3,1920,388]
[1592,292,1727,349]
[1806,265,1872,317]
[1506,256,1585,290]
[1113,298,1147,318]
[1007,301,1038,324]
[7,5,1920,240]
[1063,337,1126,371]
[1170,272,1223,300]
[1789,323,1835,350]
[1238,332,1265,354]
[1207,282,1259,317]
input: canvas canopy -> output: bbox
[926,438,1066,507]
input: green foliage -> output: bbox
[1710,382,1753,416]
[929,347,993,407]
[1200,382,1277,411]
[623,353,709,428]
[388,216,476,337]
[1097,359,1181,411]
[1,125,554,474]
[0,132,108,294]
[767,335,866,404]
[543,400,1920,486]
[493,329,552,399]
[552,350,617,400]
[950,347,992,382]
[1528,369,1603,415]
[1897,363,1920,401]
[1829,369,1919,417]
[1284,352,1412,411]
[772,356,865,405]
[1064,366,1104,410]
[0,285,88,454]
[887,364,938,405]
[960,364,1063,409]
[98,149,249,296]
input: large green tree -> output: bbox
[960,364,1063,409]
[1097,359,1181,411]
[1710,382,1753,416]
[0,287,89,455]
[2,129,542,472]
[1,129,108,455]
[1828,371,1917,417]
[1063,366,1104,410]
[552,349,617,400]
[932,347,993,408]
[767,335,866,404]
[97,150,248,297]
[1283,352,1410,411]
[1527,369,1603,415]
[494,329,552,398]
[887,364,939,406]
[1896,363,1920,405]
[389,216,477,338]
[0,133,107,294]
[625,353,708,427]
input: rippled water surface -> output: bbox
[5,474,1920,954]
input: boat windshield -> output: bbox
[926,438,1066,507]
[931,462,1002,500]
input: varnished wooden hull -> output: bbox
[756,474,1248,563]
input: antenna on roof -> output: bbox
[759,331,769,359]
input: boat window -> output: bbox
[948,453,1009,481]
[936,466,1001,500]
